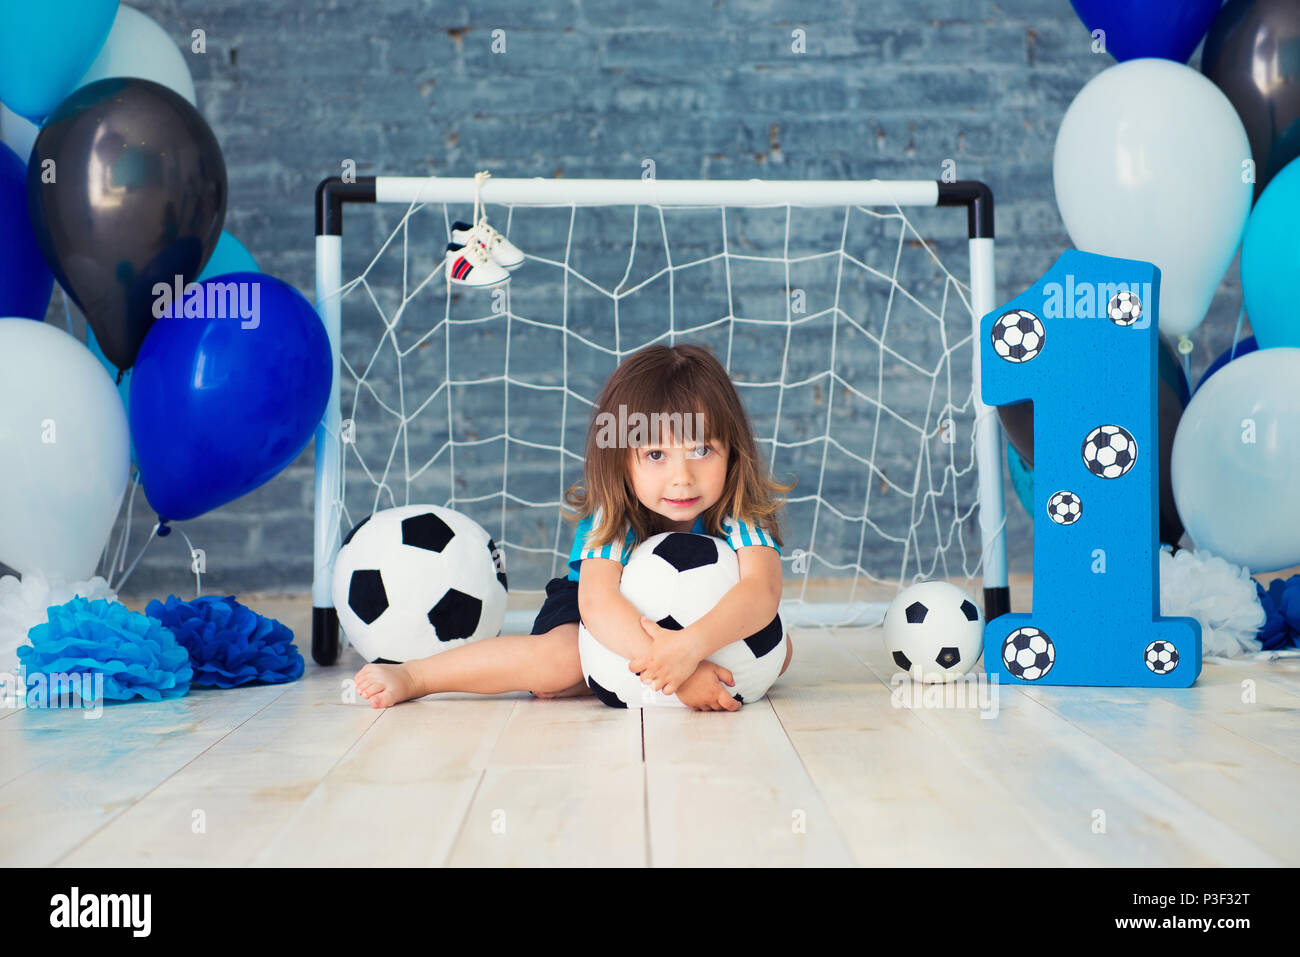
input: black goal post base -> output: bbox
[983,585,1011,625]
[312,606,340,666]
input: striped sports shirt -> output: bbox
[566,509,780,581]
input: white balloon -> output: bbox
[74,5,197,107]
[0,319,130,581]
[1053,59,1252,338]
[0,101,37,162]
[1171,347,1300,574]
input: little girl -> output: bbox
[353,343,797,712]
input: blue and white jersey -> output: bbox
[566,508,779,581]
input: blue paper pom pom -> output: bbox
[145,595,304,688]
[16,597,193,704]
[1255,575,1300,651]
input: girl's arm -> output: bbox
[577,557,655,659]
[687,544,783,660]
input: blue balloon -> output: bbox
[129,272,332,522]
[1069,0,1223,64]
[1195,336,1257,395]
[1242,157,1300,349]
[197,231,258,282]
[87,232,256,450]
[0,142,53,319]
[0,1,118,121]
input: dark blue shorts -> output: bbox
[530,576,582,635]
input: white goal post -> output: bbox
[310,175,1007,666]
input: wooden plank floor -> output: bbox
[2,592,1297,867]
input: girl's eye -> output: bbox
[645,446,710,462]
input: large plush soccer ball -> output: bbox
[577,532,788,709]
[1082,424,1137,479]
[991,309,1045,362]
[331,504,508,662]
[881,580,984,682]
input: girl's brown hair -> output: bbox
[563,343,796,552]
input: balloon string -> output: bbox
[1230,303,1247,357]
[173,525,203,600]
[109,519,203,600]
[107,470,142,580]
[112,521,161,594]
[60,287,76,334]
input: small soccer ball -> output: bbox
[1082,424,1137,479]
[1144,640,1179,674]
[1001,626,1055,680]
[578,533,788,708]
[331,504,508,662]
[991,309,1045,363]
[1107,291,1142,326]
[881,580,984,682]
[1046,490,1082,526]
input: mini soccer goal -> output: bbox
[311,174,1008,666]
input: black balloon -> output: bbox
[1203,0,1300,204]
[997,339,1186,547]
[26,78,227,371]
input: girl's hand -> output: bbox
[629,616,703,697]
[675,662,741,712]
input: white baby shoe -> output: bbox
[450,218,525,270]
[444,239,510,287]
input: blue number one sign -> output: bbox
[981,249,1201,688]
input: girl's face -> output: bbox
[628,430,729,532]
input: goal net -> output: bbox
[311,175,1007,663]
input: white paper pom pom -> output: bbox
[0,571,118,671]
[1159,547,1264,658]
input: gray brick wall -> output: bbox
[29,0,1245,597]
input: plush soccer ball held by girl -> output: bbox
[332,504,508,662]
[578,531,787,708]
[881,580,984,682]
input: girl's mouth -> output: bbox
[664,496,699,508]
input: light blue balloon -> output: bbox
[1053,59,1252,338]
[1241,158,1300,350]
[1170,347,1300,573]
[0,1,118,121]
[73,4,196,107]
[198,231,259,282]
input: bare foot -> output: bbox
[354,662,421,708]
[533,679,594,699]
